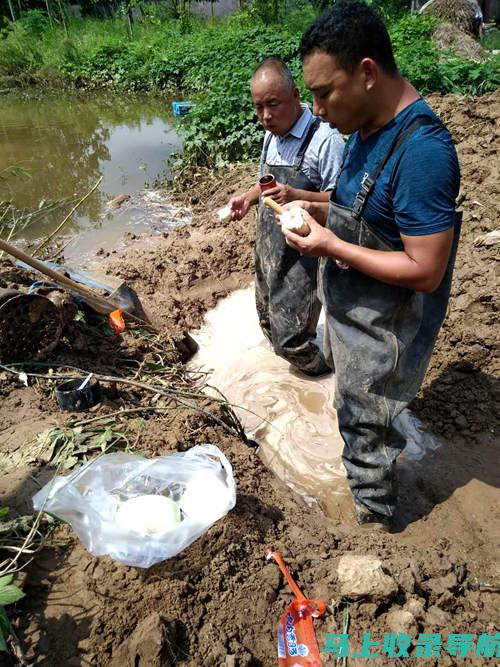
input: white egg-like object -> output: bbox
[280,207,310,237]
[115,495,181,535]
[179,470,230,522]
[217,205,232,222]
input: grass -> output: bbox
[482,27,500,51]
[0,505,49,658]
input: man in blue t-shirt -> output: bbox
[281,1,461,530]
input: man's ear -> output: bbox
[293,86,300,100]
[360,58,378,92]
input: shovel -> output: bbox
[266,548,326,666]
[0,237,152,328]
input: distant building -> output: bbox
[480,0,498,21]
[191,0,239,18]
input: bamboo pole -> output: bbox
[0,207,10,259]
[0,237,155,330]
[33,176,103,256]
[6,0,15,21]
[262,197,283,215]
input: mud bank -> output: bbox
[0,92,498,666]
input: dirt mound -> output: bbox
[105,164,257,334]
[413,91,499,442]
[10,426,500,667]
[422,0,482,37]
[1,92,499,666]
[433,22,485,60]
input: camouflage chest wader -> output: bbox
[320,117,461,519]
[255,118,330,376]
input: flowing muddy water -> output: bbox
[191,285,441,519]
[0,93,186,263]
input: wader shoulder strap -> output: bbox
[352,115,442,220]
[262,116,321,169]
[292,117,321,170]
[329,138,354,203]
[262,132,274,166]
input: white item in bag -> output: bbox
[115,495,181,535]
[180,469,231,522]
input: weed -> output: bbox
[481,28,500,51]
[35,423,131,469]
[0,573,24,652]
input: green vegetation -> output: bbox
[0,573,24,652]
[481,27,500,50]
[35,423,131,470]
[0,6,498,174]
[0,507,26,654]
[391,15,500,95]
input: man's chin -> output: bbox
[330,121,351,134]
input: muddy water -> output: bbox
[191,286,441,519]
[0,93,185,262]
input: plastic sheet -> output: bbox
[33,444,236,568]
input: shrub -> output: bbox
[0,11,498,166]
[0,21,43,74]
[438,56,500,95]
[391,14,500,95]
[172,25,304,166]
[18,9,51,37]
[390,14,442,93]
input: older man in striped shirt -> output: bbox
[228,58,344,376]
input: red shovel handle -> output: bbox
[266,548,326,618]
[267,548,306,600]
[291,598,327,619]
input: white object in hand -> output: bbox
[217,205,232,222]
[336,260,350,270]
[179,470,229,522]
[115,495,181,535]
[280,207,310,237]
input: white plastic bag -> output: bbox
[33,444,236,568]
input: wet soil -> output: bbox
[0,92,498,666]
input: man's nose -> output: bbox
[263,107,272,121]
[312,99,324,118]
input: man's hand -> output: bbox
[229,195,250,221]
[282,200,329,226]
[280,206,455,292]
[263,182,297,205]
[281,199,314,214]
[278,209,337,257]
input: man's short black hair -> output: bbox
[252,57,296,91]
[299,0,398,76]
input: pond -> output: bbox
[0,93,185,262]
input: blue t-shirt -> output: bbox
[334,98,460,248]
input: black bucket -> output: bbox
[55,377,102,412]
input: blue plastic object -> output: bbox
[172,101,195,119]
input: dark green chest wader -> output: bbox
[255,118,331,376]
[320,116,461,519]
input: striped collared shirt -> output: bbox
[259,104,345,191]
